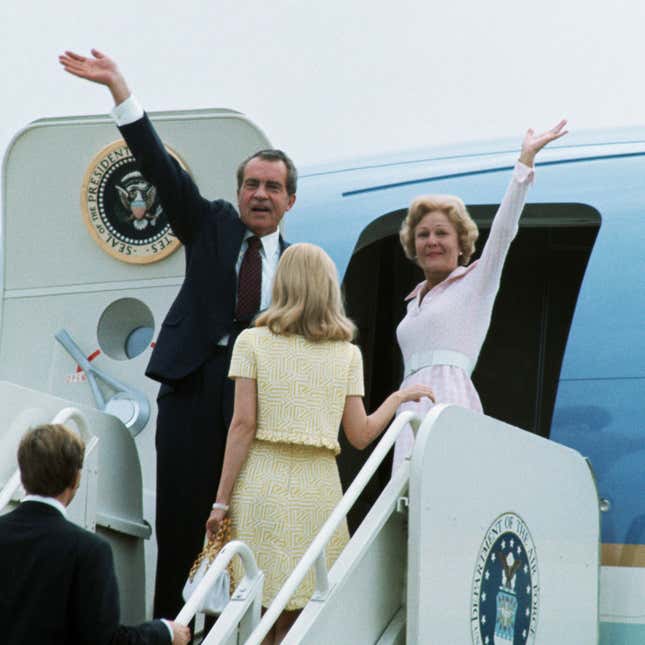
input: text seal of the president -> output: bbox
[81,139,187,264]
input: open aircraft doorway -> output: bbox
[339,202,601,531]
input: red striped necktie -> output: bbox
[235,236,262,321]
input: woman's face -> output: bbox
[414,211,461,282]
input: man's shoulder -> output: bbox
[209,199,244,226]
[1,500,67,525]
[41,512,112,559]
[71,521,110,550]
[0,503,107,557]
[55,514,107,548]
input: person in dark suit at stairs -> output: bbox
[0,423,190,645]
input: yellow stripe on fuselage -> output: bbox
[602,544,645,567]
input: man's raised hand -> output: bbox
[59,49,130,105]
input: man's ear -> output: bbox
[67,470,82,504]
[286,193,296,211]
[60,469,82,507]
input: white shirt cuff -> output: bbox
[160,619,174,642]
[110,95,144,126]
[514,160,535,184]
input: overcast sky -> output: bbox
[2,1,644,168]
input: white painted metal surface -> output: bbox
[600,566,645,624]
[51,407,99,531]
[407,404,600,644]
[0,469,21,513]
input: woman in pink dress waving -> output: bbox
[392,120,568,471]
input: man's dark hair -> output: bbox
[236,149,298,196]
[18,424,85,497]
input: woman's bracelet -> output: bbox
[211,502,229,512]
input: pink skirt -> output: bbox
[392,365,482,473]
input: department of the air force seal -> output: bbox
[471,512,539,645]
[81,140,188,264]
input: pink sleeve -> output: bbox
[475,161,534,290]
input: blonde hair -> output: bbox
[399,194,479,266]
[255,243,356,342]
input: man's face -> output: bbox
[237,157,296,236]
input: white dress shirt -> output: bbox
[111,94,144,126]
[22,494,67,517]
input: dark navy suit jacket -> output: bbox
[118,115,288,385]
[0,501,169,645]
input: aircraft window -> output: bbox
[125,326,155,359]
[339,201,600,531]
[97,298,155,361]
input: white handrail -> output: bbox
[176,539,261,626]
[0,469,21,513]
[0,407,93,514]
[245,410,421,645]
[52,407,91,442]
[311,550,329,600]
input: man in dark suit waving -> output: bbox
[0,423,190,645]
[59,49,297,618]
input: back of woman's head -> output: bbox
[255,243,356,342]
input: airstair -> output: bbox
[181,404,600,644]
[0,382,600,643]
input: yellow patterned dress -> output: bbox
[227,327,364,609]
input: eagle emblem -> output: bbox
[116,171,161,231]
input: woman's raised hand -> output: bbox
[59,49,130,104]
[519,119,568,167]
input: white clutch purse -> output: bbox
[182,517,233,615]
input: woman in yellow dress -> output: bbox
[206,243,434,643]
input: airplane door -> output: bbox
[1,107,271,607]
